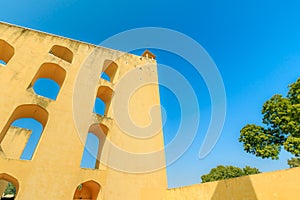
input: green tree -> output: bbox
[243,165,261,175]
[201,165,260,183]
[287,157,300,168]
[3,182,16,196]
[239,78,300,159]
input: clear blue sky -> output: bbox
[1,0,300,188]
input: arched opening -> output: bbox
[94,86,113,116]
[100,72,110,82]
[80,133,99,169]
[29,63,66,100]
[33,79,60,100]
[73,180,100,200]
[93,98,105,116]
[0,40,14,66]
[49,45,73,63]
[80,124,108,169]
[0,105,48,160]
[0,173,19,200]
[101,60,118,83]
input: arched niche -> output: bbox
[101,60,118,83]
[49,45,73,63]
[80,123,108,169]
[29,62,66,100]
[0,104,49,160]
[94,86,113,116]
[73,180,100,200]
[0,173,19,199]
[0,39,14,66]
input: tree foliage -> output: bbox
[287,157,300,168]
[3,182,16,196]
[201,165,260,183]
[239,78,300,159]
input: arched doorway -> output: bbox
[0,173,19,200]
[73,180,100,200]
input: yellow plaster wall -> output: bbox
[161,167,300,200]
[0,22,166,200]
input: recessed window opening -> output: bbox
[101,60,118,83]
[80,124,108,170]
[93,86,113,116]
[30,63,66,100]
[0,174,19,200]
[49,45,73,63]
[0,105,48,160]
[73,180,100,200]
[0,39,14,66]
[80,133,99,169]
[93,98,105,116]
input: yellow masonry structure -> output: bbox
[0,21,166,200]
[0,21,299,200]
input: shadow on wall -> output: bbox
[211,176,257,200]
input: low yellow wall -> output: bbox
[1,127,31,159]
[0,180,8,196]
[162,167,300,200]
